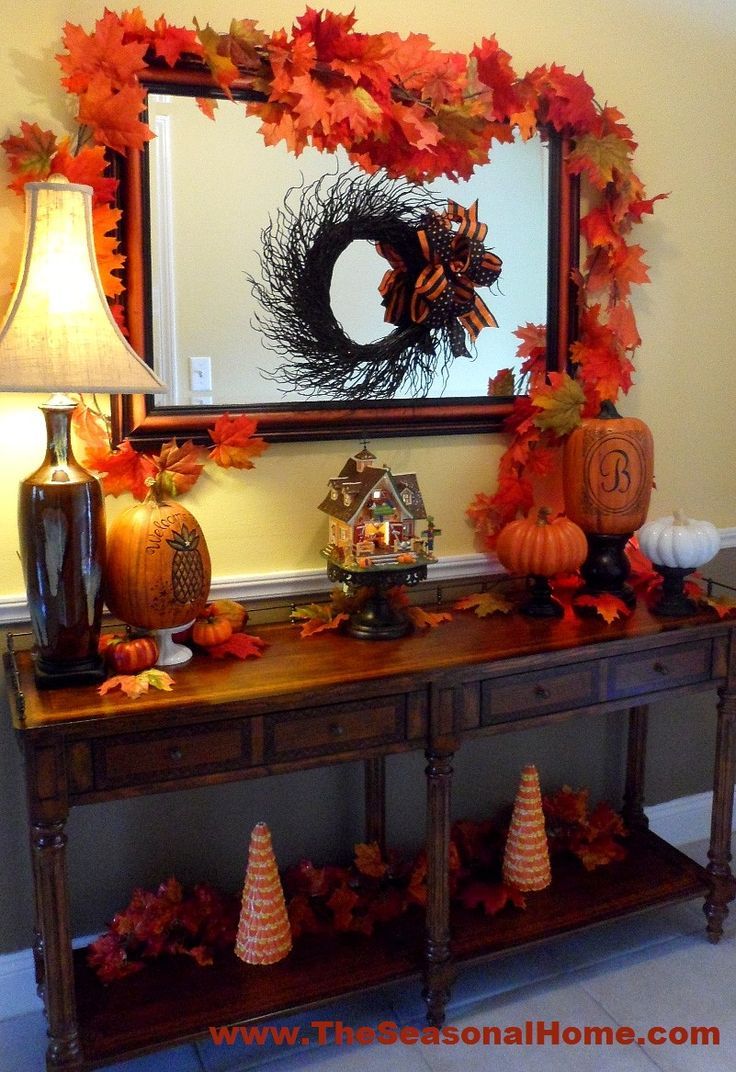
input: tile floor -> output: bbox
[2,840,734,1072]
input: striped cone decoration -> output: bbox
[235,822,292,965]
[502,765,552,892]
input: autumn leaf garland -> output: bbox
[1,7,663,508]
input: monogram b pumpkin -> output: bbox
[563,402,654,535]
[104,493,211,631]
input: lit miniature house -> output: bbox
[318,445,438,569]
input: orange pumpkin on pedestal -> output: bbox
[496,507,587,617]
[104,491,211,632]
[562,402,654,605]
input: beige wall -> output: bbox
[0,0,735,600]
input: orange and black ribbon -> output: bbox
[378,199,502,351]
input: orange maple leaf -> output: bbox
[151,439,208,498]
[92,204,125,298]
[208,414,267,470]
[326,886,359,932]
[354,842,389,880]
[701,595,736,620]
[58,11,148,95]
[77,73,153,153]
[50,142,117,205]
[575,593,632,624]
[71,398,110,464]
[98,669,175,698]
[407,606,453,630]
[196,97,218,121]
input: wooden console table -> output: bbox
[6,603,736,1070]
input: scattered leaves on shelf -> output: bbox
[457,880,526,916]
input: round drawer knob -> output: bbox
[653,662,669,675]
[534,685,551,699]
[330,723,345,738]
[169,746,183,761]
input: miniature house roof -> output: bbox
[318,455,427,525]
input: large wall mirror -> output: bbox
[114,64,579,448]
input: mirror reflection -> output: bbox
[145,93,549,408]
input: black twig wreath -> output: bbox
[250,168,502,402]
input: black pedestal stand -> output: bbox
[651,565,698,616]
[574,533,636,610]
[326,560,429,639]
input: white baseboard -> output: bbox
[1,791,732,1023]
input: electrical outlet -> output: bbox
[190,356,212,392]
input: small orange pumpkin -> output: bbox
[563,402,654,535]
[105,491,211,631]
[192,613,233,648]
[496,507,587,578]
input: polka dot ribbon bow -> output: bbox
[377,200,503,356]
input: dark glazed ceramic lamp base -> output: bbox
[19,399,106,688]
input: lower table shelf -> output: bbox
[73,829,709,1066]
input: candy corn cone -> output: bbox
[502,765,552,891]
[235,822,292,965]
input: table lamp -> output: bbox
[0,177,165,687]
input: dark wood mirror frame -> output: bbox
[111,62,579,450]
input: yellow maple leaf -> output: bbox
[454,591,513,617]
[532,373,585,436]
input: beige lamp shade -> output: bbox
[0,176,165,394]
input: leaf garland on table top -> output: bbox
[2,7,663,510]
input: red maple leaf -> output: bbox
[1,123,57,189]
[208,414,267,470]
[203,632,267,660]
[471,36,523,123]
[88,439,156,500]
[457,881,526,916]
[151,16,203,66]
[527,64,596,134]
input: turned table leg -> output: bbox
[705,679,736,941]
[31,818,82,1070]
[364,756,386,854]
[622,704,649,832]
[423,744,455,1026]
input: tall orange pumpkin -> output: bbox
[104,494,211,631]
[563,402,654,535]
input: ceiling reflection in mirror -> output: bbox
[145,92,548,408]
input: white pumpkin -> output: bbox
[638,510,720,569]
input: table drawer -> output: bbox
[482,664,599,726]
[94,723,247,788]
[266,696,405,761]
[607,640,713,699]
